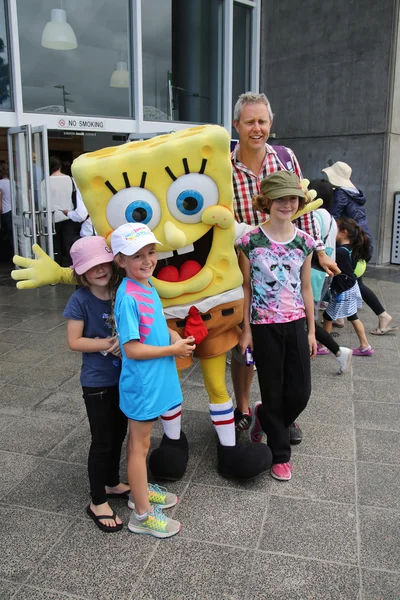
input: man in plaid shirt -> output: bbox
[231,92,339,443]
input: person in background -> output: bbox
[323,217,374,356]
[49,156,82,266]
[323,162,396,335]
[0,162,13,260]
[308,179,352,373]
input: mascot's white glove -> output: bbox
[11,244,76,289]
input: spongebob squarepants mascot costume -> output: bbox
[12,126,320,481]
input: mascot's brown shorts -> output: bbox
[168,299,243,370]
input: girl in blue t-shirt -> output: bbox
[63,236,129,533]
[237,171,317,482]
[111,222,195,539]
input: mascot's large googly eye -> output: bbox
[106,187,161,231]
[166,174,219,224]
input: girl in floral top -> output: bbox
[237,171,317,481]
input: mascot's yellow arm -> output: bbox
[11,244,75,289]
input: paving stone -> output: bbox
[47,420,91,464]
[362,569,400,600]
[259,496,358,564]
[12,313,66,332]
[0,505,70,582]
[0,414,77,457]
[11,363,77,390]
[133,539,250,600]
[0,384,51,415]
[12,587,86,600]
[0,361,27,383]
[28,519,154,600]
[270,455,356,504]
[357,462,400,510]
[354,401,400,431]
[292,423,355,461]
[0,451,44,500]
[0,580,19,599]
[2,460,89,515]
[175,483,266,547]
[301,394,353,426]
[359,505,400,570]
[356,428,400,465]
[249,553,360,600]
[353,379,400,403]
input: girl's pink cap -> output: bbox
[70,236,114,275]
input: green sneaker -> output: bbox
[128,483,178,510]
[128,505,181,538]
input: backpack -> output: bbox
[273,145,295,173]
[311,211,334,301]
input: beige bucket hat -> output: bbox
[322,161,356,189]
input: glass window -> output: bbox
[232,1,252,129]
[142,0,223,124]
[17,0,131,118]
[0,0,11,110]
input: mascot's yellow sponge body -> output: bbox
[72,125,242,308]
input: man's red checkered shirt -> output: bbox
[231,143,323,250]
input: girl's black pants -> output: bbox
[82,385,128,505]
[251,318,311,464]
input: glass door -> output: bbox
[8,125,35,258]
[7,124,54,259]
[31,125,53,259]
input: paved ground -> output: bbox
[0,262,399,600]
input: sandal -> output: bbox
[352,345,374,357]
[106,489,130,499]
[370,325,398,336]
[86,504,123,533]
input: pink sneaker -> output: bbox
[271,462,292,481]
[353,345,374,357]
[249,401,263,443]
[317,344,329,355]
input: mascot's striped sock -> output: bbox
[209,399,235,446]
[160,404,182,440]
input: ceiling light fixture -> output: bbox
[41,5,77,50]
[110,61,129,88]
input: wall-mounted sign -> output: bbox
[57,117,107,131]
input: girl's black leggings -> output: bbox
[358,277,384,316]
[251,318,311,464]
[82,385,128,505]
[315,322,339,354]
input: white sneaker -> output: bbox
[128,483,178,511]
[336,347,352,373]
[128,505,181,538]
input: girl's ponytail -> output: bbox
[337,217,371,262]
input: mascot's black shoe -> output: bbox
[149,432,189,481]
[217,443,272,480]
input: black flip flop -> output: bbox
[106,489,130,499]
[86,504,123,533]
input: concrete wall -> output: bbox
[260,0,398,263]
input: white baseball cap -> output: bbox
[111,223,163,256]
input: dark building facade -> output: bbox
[260,0,400,264]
